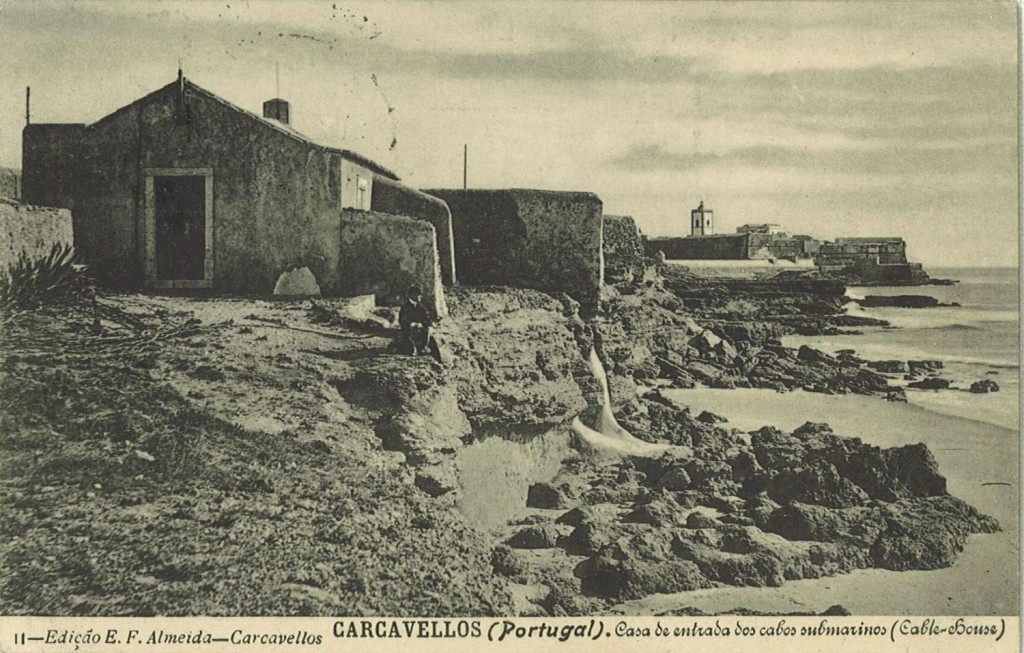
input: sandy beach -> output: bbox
[611,388,1020,616]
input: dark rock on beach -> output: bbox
[907,377,950,390]
[867,360,909,374]
[969,379,1000,394]
[857,294,944,308]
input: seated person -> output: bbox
[398,285,433,355]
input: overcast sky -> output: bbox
[0,1,1018,266]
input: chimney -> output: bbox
[263,98,290,125]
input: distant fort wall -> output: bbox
[644,232,816,261]
[645,234,749,260]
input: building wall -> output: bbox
[21,124,87,213]
[340,158,373,211]
[427,189,604,306]
[337,209,446,317]
[23,84,346,294]
[602,215,645,283]
[371,175,456,285]
[0,198,73,271]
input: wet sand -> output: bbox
[612,388,1019,616]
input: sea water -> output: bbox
[786,267,1020,430]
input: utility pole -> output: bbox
[25,87,30,126]
[463,144,467,189]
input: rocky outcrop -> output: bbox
[969,379,1000,394]
[506,524,561,549]
[867,360,909,374]
[441,287,590,436]
[594,278,896,398]
[357,272,995,615]
[907,377,950,390]
[857,295,959,308]
[499,391,999,614]
[908,360,943,375]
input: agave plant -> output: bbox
[0,243,91,311]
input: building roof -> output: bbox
[90,77,399,181]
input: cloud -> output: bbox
[607,139,1018,191]
[608,144,703,172]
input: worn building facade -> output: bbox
[21,74,450,314]
[426,189,604,306]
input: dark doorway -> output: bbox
[154,175,206,280]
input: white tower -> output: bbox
[691,201,713,236]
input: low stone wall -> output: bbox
[603,215,645,283]
[371,176,456,285]
[337,209,447,317]
[0,168,21,199]
[0,198,74,271]
[427,188,603,306]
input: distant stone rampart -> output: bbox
[645,234,750,260]
[647,232,817,262]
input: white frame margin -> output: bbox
[144,168,214,288]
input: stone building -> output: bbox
[737,223,784,234]
[690,201,713,236]
[21,73,451,314]
[426,189,604,307]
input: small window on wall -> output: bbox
[357,177,369,210]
